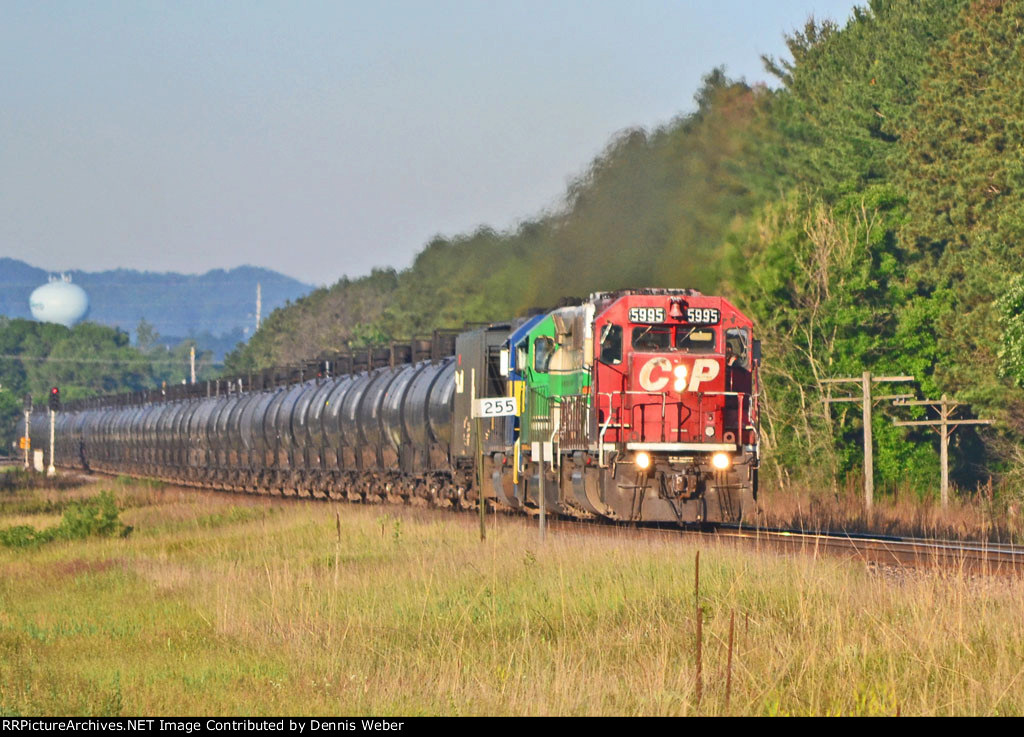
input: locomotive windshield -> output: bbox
[632,325,717,353]
[676,328,716,352]
[632,325,672,351]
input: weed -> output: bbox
[0,491,129,548]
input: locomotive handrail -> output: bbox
[598,409,615,468]
[597,387,752,446]
[549,421,560,472]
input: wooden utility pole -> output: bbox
[892,395,992,508]
[821,373,914,511]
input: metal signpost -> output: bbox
[47,387,59,477]
[22,394,32,469]
[470,371,518,542]
[47,409,56,477]
[538,448,545,543]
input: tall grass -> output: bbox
[759,475,1024,543]
[1,483,1024,715]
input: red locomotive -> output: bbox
[502,288,759,524]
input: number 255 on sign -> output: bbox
[473,397,518,418]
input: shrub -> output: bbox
[0,491,130,549]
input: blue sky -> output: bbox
[1,1,861,285]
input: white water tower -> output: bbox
[29,274,90,327]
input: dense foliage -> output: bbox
[0,318,214,451]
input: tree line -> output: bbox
[0,318,214,452]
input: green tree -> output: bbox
[0,389,20,453]
[730,188,937,492]
[0,319,158,442]
[897,0,1024,421]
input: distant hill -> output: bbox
[0,258,312,358]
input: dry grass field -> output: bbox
[759,475,1024,544]
[2,476,1024,716]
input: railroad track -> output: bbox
[49,466,1024,576]
[538,516,1024,576]
[705,524,1024,576]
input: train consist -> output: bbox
[26,289,761,524]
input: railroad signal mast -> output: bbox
[47,387,59,477]
[22,393,32,469]
[892,395,992,508]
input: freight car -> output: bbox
[25,288,760,524]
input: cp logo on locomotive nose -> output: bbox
[638,357,721,393]
[638,357,672,392]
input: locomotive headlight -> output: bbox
[635,451,652,470]
[711,452,731,470]
[673,364,688,392]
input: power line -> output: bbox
[892,395,993,508]
[0,353,224,367]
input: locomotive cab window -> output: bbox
[515,340,529,375]
[598,323,622,365]
[676,328,716,353]
[632,325,672,352]
[725,327,750,369]
[534,336,556,374]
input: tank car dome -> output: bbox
[29,275,90,327]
